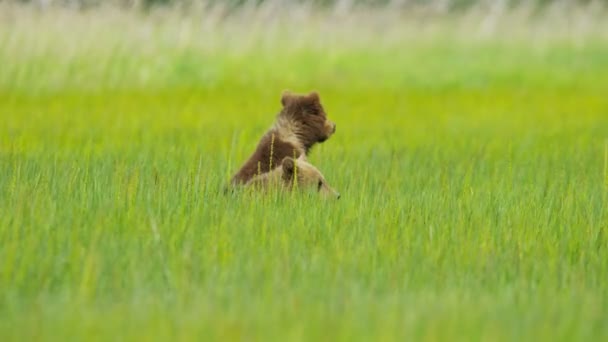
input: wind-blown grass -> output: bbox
[1,4,607,341]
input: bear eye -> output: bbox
[317,180,323,191]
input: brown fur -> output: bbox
[230,91,336,185]
[246,156,340,199]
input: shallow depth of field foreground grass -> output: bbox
[1,3,608,341]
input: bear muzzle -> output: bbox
[320,185,341,200]
[319,121,336,142]
[329,121,336,135]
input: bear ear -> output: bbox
[281,157,296,180]
[307,91,320,103]
[281,91,295,107]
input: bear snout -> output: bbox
[325,120,336,136]
[329,188,341,200]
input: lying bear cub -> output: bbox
[245,156,340,199]
[230,91,336,185]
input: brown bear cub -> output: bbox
[230,91,336,185]
[246,156,340,199]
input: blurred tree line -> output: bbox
[5,0,604,11]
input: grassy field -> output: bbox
[1,3,608,341]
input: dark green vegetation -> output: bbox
[1,5,607,341]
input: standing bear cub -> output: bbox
[230,91,336,185]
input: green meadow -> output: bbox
[1,3,608,341]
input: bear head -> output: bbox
[281,156,340,199]
[279,91,336,150]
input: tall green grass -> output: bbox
[1,4,607,341]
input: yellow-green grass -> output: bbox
[1,5,608,341]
